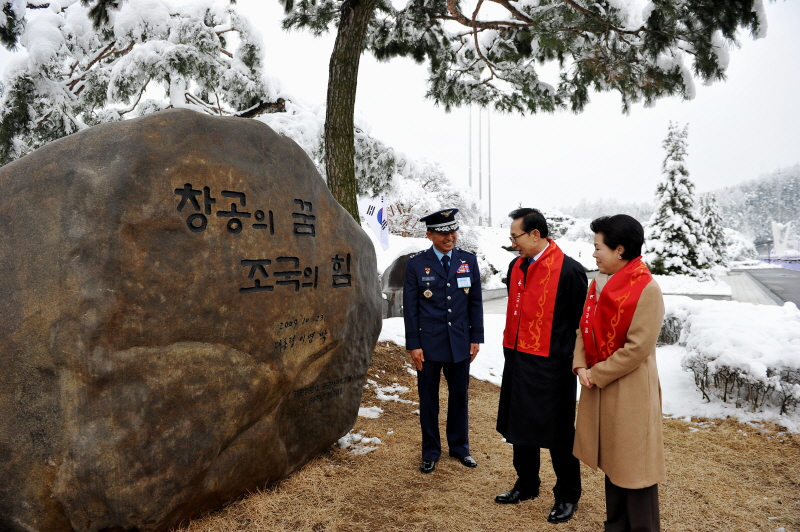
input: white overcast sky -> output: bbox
[240,0,800,224]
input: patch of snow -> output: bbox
[337,430,382,455]
[358,406,384,419]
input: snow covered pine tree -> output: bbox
[0,0,282,165]
[281,0,768,219]
[699,193,728,266]
[644,122,711,277]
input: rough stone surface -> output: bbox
[0,109,381,532]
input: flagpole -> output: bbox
[478,108,483,227]
[488,106,492,227]
[468,106,472,189]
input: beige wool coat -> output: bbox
[572,277,666,489]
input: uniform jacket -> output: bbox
[403,247,484,362]
[573,279,666,489]
[496,253,587,448]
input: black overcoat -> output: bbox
[496,254,587,448]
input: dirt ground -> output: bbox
[178,342,800,532]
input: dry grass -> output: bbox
[178,343,800,532]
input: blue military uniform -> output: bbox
[403,209,484,466]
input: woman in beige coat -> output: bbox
[573,215,665,532]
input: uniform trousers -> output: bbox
[604,476,660,532]
[417,358,470,462]
[512,444,581,503]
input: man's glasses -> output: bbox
[509,232,529,243]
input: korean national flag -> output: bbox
[358,195,389,250]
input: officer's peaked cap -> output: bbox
[420,209,459,233]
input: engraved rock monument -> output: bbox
[0,109,381,532]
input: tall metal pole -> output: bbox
[478,108,483,226]
[468,106,472,189]
[487,106,492,227]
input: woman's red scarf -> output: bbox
[502,239,565,357]
[581,256,653,368]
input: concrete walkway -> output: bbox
[482,271,783,314]
[744,268,800,306]
[719,271,781,305]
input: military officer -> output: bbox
[403,208,484,474]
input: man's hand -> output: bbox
[469,343,480,362]
[576,367,594,388]
[409,348,425,371]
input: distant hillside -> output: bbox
[713,164,800,244]
[559,198,654,223]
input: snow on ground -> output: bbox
[337,431,382,455]
[659,344,800,433]
[654,274,732,296]
[730,260,784,269]
[378,303,800,432]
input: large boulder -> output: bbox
[0,109,381,532]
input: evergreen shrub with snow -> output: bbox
[664,297,800,415]
[381,161,482,237]
[698,193,727,266]
[644,122,711,277]
[724,227,758,261]
[543,210,593,243]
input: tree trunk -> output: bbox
[324,0,377,221]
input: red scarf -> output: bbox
[581,256,653,368]
[503,239,565,356]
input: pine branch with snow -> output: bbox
[282,0,766,113]
[0,0,280,165]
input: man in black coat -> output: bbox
[496,208,587,524]
[403,209,484,474]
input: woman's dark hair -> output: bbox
[590,214,644,259]
[508,207,549,238]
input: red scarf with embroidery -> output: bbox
[502,239,565,357]
[581,256,653,368]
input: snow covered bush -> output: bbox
[644,122,712,278]
[664,297,800,415]
[543,210,593,243]
[724,228,758,261]
[382,161,483,237]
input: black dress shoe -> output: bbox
[494,489,537,504]
[419,460,437,474]
[547,501,577,523]
[448,452,478,468]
